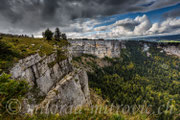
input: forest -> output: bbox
[85,41,180,120]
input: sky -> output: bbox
[0,0,180,39]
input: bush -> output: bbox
[56,49,67,62]
[0,41,20,73]
[0,73,29,114]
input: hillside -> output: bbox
[0,35,69,73]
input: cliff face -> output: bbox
[69,40,124,58]
[35,70,90,114]
[69,39,180,59]
[10,53,90,114]
[162,46,180,58]
[10,53,73,94]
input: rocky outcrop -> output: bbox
[69,40,123,58]
[35,69,90,114]
[10,53,90,114]
[10,53,73,94]
[162,46,180,58]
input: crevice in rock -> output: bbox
[35,64,40,78]
[31,66,38,87]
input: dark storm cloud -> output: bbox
[0,0,22,23]
[0,0,179,35]
[120,22,140,31]
[42,0,59,20]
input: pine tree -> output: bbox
[62,33,67,40]
[54,28,61,41]
[44,28,53,40]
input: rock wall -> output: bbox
[10,53,73,94]
[69,40,123,58]
[35,69,90,114]
[69,40,180,59]
[10,53,90,114]
[162,46,180,58]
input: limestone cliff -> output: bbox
[35,70,90,114]
[69,40,124,58]
[162,45,180,58]
[10,53,90,114]
[69,39,180,59]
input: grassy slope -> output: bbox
[0,36,69,73]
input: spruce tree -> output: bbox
[44,28,53,40]
[54,28,61,41]
[62,33,67,40]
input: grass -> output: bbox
[0,36,69,73]
[159,40,180,43]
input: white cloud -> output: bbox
[134,15,152,35]
[38,15,179,39]
[66,15,180,39]
[62,19,101,38]
[89,15,153,38]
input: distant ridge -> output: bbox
[128,34,180,42]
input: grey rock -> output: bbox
[10,54,73,94]
[24,68,35,86]
[10,52,90,115]
[36,69,90,114]
[69,40,124,58]
[162,46,180,57]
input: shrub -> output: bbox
[0,73,29,114]
[56,49,67,62]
